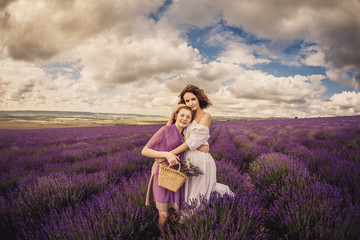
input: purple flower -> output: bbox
[178,160,203,177]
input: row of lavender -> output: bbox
[0,125,160,239]
[223,116,360,202]
[207,116,360,239]
[1,115,359,239]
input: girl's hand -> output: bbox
[197,145,209,153]
[166,152,181,166]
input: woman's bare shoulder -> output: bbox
[198,112,211,127]
[204,112,211,118]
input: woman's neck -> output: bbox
[195,108,205,120]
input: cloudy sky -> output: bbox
[1,0,360,118]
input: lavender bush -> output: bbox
[268,181,360,239]
[165,190,261,240]
[41,173,157,240]
[248,153,314,207]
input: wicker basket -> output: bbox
[158,163,188,192]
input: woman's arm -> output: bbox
[141,146,180,166]
[166,114,175,126]
[198,114,211,152]
[166,104,186,126]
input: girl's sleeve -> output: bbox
[185,125,210,151]
[146,126,166,150]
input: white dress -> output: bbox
[183,120,233,204]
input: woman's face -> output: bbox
[175,109,192,128]
[183,92,199,111]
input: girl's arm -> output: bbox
[197,145,209,152]
[170,142,189,155]
[170,142,209,154]
[141,146,180,166]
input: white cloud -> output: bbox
[326,67,353,87]
[328,91,360,113]
[215,0,360,89]
[0,59,99,111]
[301,45,326,67]
[217,42,271,67]
[1,55,359,118]
[163,0,219,28]
[1,0,164,61]
[77,21,200,84]
[208,81,359,118]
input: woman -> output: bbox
[142,106,194,229]
[167,84,233,205]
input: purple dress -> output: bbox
[145,124,185,211]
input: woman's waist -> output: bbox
[185,151,211,159]
[185,149,211,156]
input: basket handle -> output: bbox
[164,163,181,172]
[176,163,181,172]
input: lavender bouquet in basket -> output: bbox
[179,160,203,177]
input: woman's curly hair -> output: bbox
[178,84,212,109]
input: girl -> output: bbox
[142,106,194,229]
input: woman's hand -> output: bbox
[167,104,187,125]
[170,104,187,119]
[166,152,181,166]
[197,145,209,153]
[172,104,186,113]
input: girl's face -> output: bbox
[183,92,199,111]
[175,109,192,128]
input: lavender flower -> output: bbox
[179,160,204,177]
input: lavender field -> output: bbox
[1,116,360,239]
